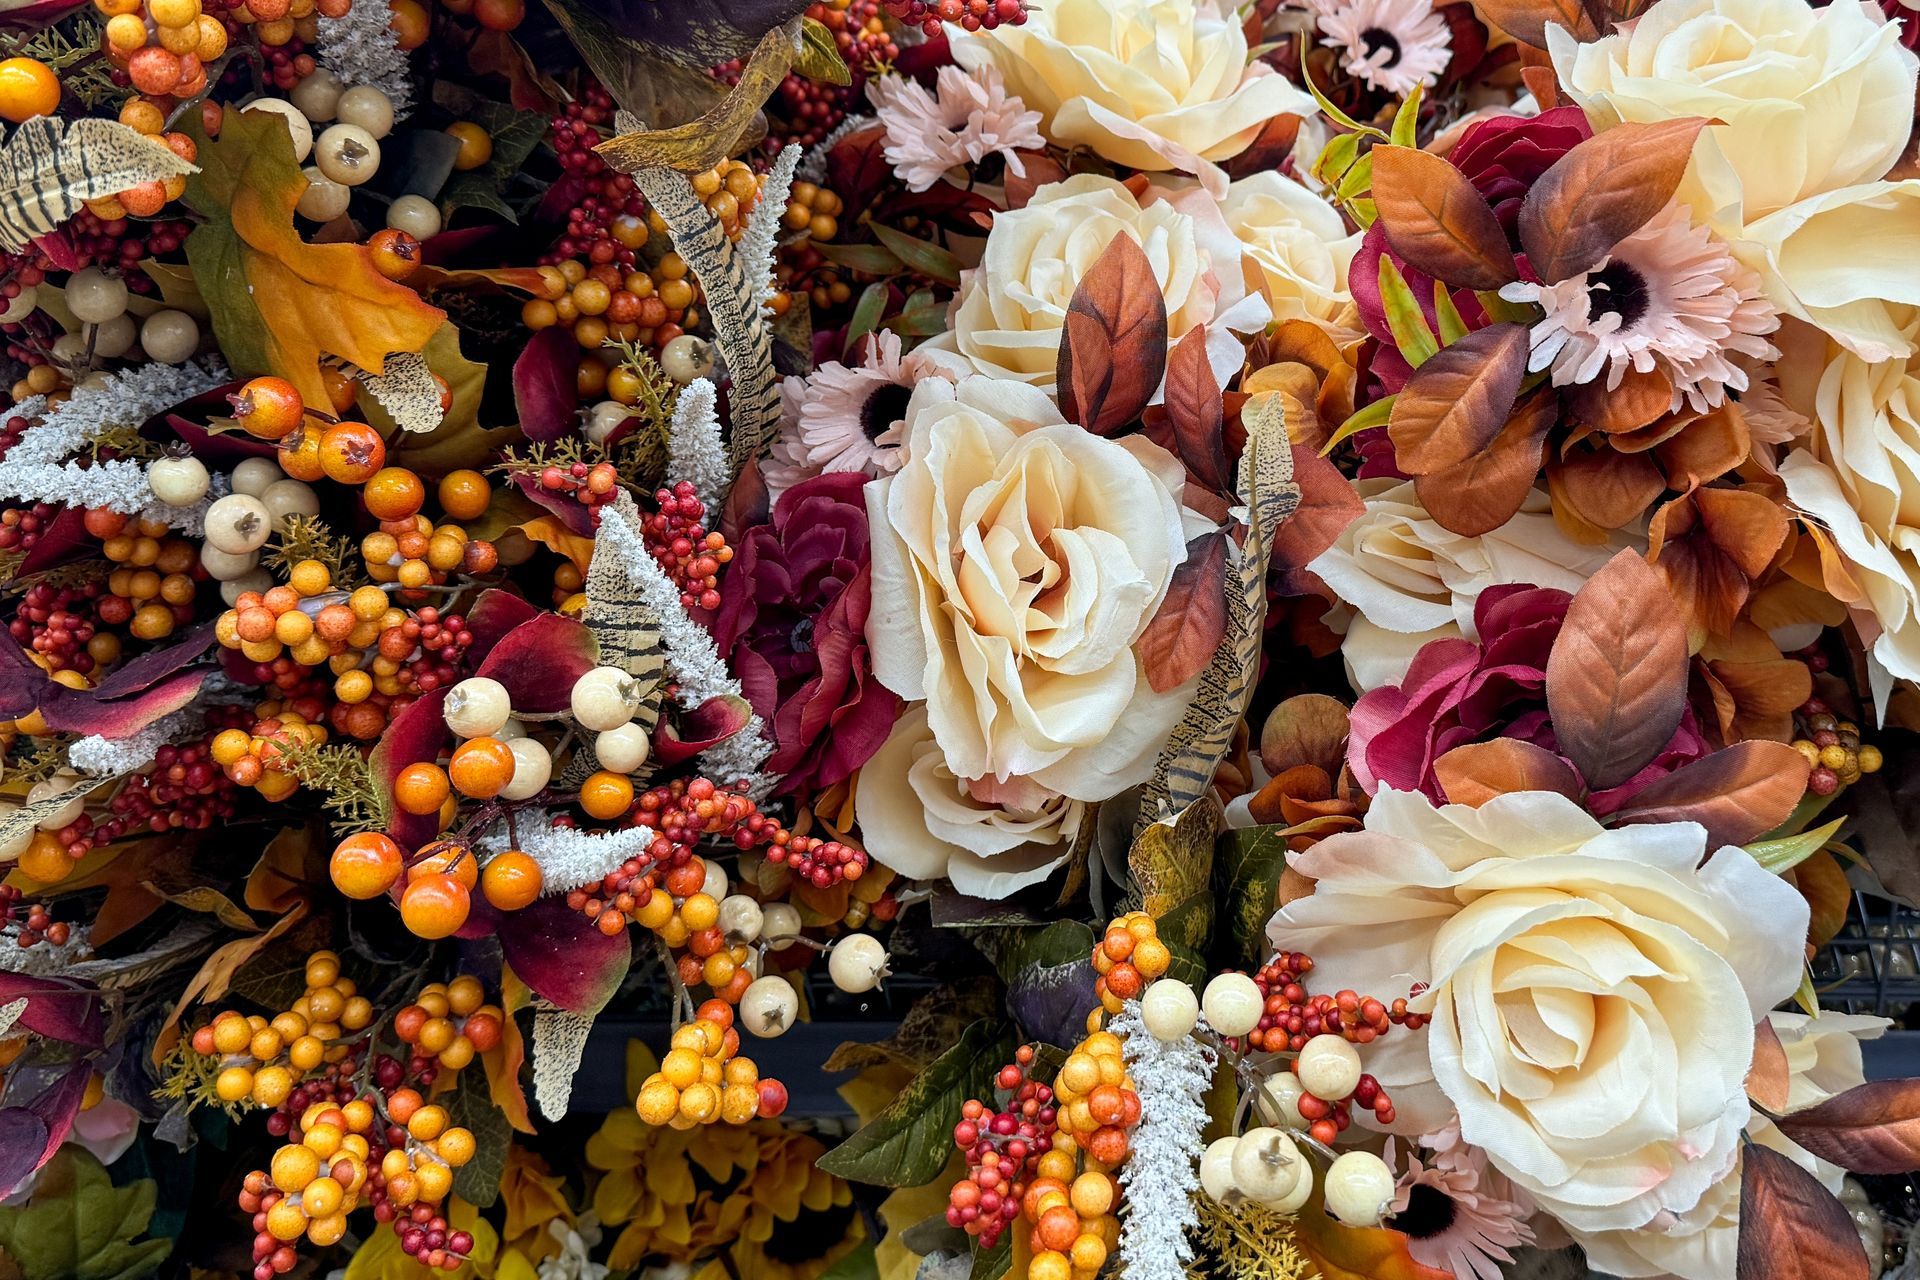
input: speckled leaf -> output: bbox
[817,1020,1017,1188]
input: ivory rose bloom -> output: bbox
[1308,480,1633,691]
[865,375,1198,801]
[947,0,1315,195]
[923,175,1270,397]
[1220,171,1360,328]
[855,705,1088,897]
[1269,788,1806,1240]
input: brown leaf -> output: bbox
[1567,365,1674,433]
[1791,848,1852,948]
[1549,445,1665,531]
[1005,148,1066,210]
[1775,1080,1920,1175]
[1701,625,1814,744]
[1656,402,1751,488]
[1519,119,1711,283]
[1433,739,1585,806]
[1738,1145,1872,1280]
[1388,323,1531,474]
[1056,232,1169,435]
[1139,530,1229,693]
[1473,0,1600,46]
[1371,146,1517,290]
[1416,390,1555,536]
[1163,326,1229,492]
[1272,444,1365,586]
[1521,63,1563,110]
[1607,740,1811,846]
[1260,694,1353,777]
[1544,549,1689,788]
[1648,486,1790,639]
[1749,1018,1791,1112]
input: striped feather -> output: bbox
[0,118,195,252]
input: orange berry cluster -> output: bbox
[523,254,699,358]
[1021,1169,1119,1280]
[243,1097,378,1256]
[216,561,368,670]
[95,0,235,124]
[209,705,327,801]
[93,99,199,215]
[1051,1030,1138,1170]
[98,517,202,643]
[1089,911,1172,1024]
[632,1000,788,1128]
[689,159,769,236]
[360,515,498,589]
[189,951,372,1108]
[390,975,504,1076]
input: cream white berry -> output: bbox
[828,933,890,993]
[204,494,273,554]
[1323,1151,1395,1226]
[1140,978,1198,1041]
[499,737,553,802]
[570,667,643,732]
[593,722,651,773]
[1296,1034,1362,1102]
[1200,1136,1240,1203]
[717,895,763,943]
[1202,973,1264,1037]
[739,975,799,1038]
[444,677,512,739]
[146,455,210,507]
[1231,1127,1305,1203]
[760,902,803,946]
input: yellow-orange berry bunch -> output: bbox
[1089,911,1172,1026]
[687,159,768,237]
[1049,1029,1138,1172]
[215,560,366,672]
[389,975,504,1079]
[99,521,202,643]
[95,0,234,104]
[1019,1167,1120,1280]
[188,951,372,1107]
[241,1095,377,1258]
[361,515,498,593]
[632,1000,789,1128]
[1793,707,1884,797]
[522,253,700,362]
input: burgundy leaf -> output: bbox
[1775,1080,1920,1175]
[0,974,106,1048]
[1738,1145,1871,1280]
[1138,531,1229,694]
[40,669,206,737]
[827,124,893,214]
[513,325,582,442]
[472,614,600,716]
[1162,327,1229,492]
[87,622,218,699]
[0,1062,92,1199]
[508,471,599,535]
[652,693,754,767]
[463,589,540,667]
[1056,232,1169,436]
[498,895,631,1017]
[14,508,88,576]
[370,687,453,852]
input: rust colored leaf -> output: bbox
[1292,1202,1455,1280]
[1519,119,1711,283]
[1139,530,1229,693]
[1738,1146,1871,1280]
[1550,445,1665,530]
[1163,326,1229,492]
[1434,739,1585,806]
[1776,1080,1920,1174]
[1371,146,1516,290]
[1474,0,1600,46]
[1543,549,1689,788]
[1648,487,1790,639]
[1607,740,1810,847]
[1272,444,1365,586]
[1749,1018,1790,1112]
[1657,402,1751,488]
[1792,848,1852,948]
[1416,391,1555,536]
[1056,232,1169,436]
[1567,365,1673,433]
[1521,64,1563,110]
[1388,323,1530,475]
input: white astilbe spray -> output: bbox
[68,708,200,775]
[500,820,659,897]
[1113,1003,1217,1280]
[0,924,90,975]
[0,358,227,522]
[743,144,801,314]
[666,377,726,514]
[318,0,414,119]
[531,1005,595,1119]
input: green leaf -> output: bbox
[813,241,905,274]
[1301,56,1386,141]
[1377,255,1439,367]
[1312,132,1361,190]
[1349,197,1378,229]
[1433,283,1469,345]
[844,281,889,357]
[970,1232,1013,1280]
[1214,826,1291,968]
[868,223,963,287]
[1334,153,1374,202]
[445,1081,511,1209]
[796,16,853,85]
[1322,395,1395,455]
[1390,86,1424,149]
[1795,965,1818,1016]
[817,1021,1017,1188]
[437,107,546,225]
[1745,818,1845,876]
[0,1148,172,1280]
[885,297,949,337]
[1475,288,1538,326]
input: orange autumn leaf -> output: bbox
[184,106,445,413]
[517,516,598,574]
[484,965,536,1135]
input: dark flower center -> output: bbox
[861,382,913,441]
[789,615,815,655]
[1362,28,1403,65]
[1589,260,1650,330]
[1390,1182,1458,1241]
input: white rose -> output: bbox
[1307,479,1635,691]
[1549,0,1918,226]
[855,705,1088,897]
[1776,308,1920,694]
[1220,171,1361,328]
[865,375,1198,801]
[1269,788,1807,1238]
[948,0,1315,195]
[922,175,1270,399]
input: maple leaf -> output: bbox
[182,107,446,412]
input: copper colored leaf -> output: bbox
[1163,327,1229,492]
[1649,487,1790,639]
[1055,232,1169,435]
[1292,1201,1455,1280]
[1137,531,1229,693]
[1415,390,1555,536]
[1543,549,1689,788]
[1473,0,1600,46]
[1433,739,1584,806]
[1387,323,1530,475]
[1606,740,1810,847]
[1567,364,1673,433]
[1371,146,1516,290]
[1272,444,1366,584]
[1738,1145,1872,1280]
[1749,1018,1790,1112]
[1519,119,1710,283]
[1549,445,1665,531]
[1775,1080,1920,1175]
[1792,848,1852,948]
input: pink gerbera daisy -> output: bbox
[1388,1143,1535,1280]
[764,331,932,497]
[1313,0,1453,95]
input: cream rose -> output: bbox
[947,0,1314,195]
[1307,480,1635,691]
[865,374,1198,801]
[1220,171,1360,328]
[1269,788,1807,1238]
[1776,307,1920,693]
[855,705,1088,897]
[1549,0,1918,226]
[923,175,1270,398]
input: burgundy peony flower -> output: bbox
[708,471,901,795]
[1347,583,1709,808]
[1352,106,1592,393]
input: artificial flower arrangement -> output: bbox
[0,0,1919,1277]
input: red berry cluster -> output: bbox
[882,0,1028,36]
[946,1046,1056,1248]
[64,211,191,286]
[809,0,900,68]
[9,581,106,675]
[0,883,68,948]
[643,481,733,613]
[375,606,474,695]
[1243,951,1428,1055]
[390,1205,476,1270]
[544,83,654,270]
[538,459,622,510]
[90,738,240,845]
[0,500,60,556]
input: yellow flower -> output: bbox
[499,1145,574,1264]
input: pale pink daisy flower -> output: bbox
[1737,371,1813,472]
[1500,202,1781,415]
[1313,0,1452,95]
[865,64,1044,192]
[764,331,942,497]
[1388,1142,1535,1280]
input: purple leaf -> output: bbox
[508,473,599,535]
[0,1063,92,1198]
[40,670,205,736]
[15,508,89,576]
[88,623,217,699]
[0,975,105,1048]
[513,326,581,443]
[473,614,599,716]
[497,895,631,1015]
